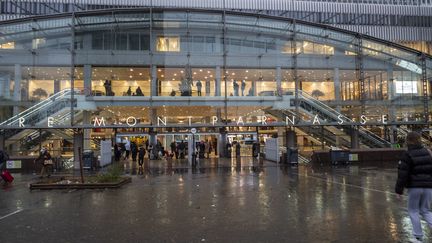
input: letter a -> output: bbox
[313,115,320,125]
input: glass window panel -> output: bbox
[116,33,127,50]
[129,34,140,50]
[156,36,180,52]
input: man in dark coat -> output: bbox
[395,131,432,242]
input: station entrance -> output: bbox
[114,130,263,160]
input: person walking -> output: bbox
[170,141,177,158]
[395,131,432,243]
[35,148,53,179]
[241,80,246,96]
[138,146,146,174]
[178,140,186,159]
[131,141,138,162]
[196,80,202,96]
[124,139,131,160]
[103,80,110,96]
[233,80,239,96]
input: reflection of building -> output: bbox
[0,8,431,160]
[1,0,432,54]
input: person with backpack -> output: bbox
[35,148,53,179]
[395,132,432,243]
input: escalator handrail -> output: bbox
[0,89,80,126]
[284,88,391,146]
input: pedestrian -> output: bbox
[235,142,241,157]
[148,144,154,160]
[233,80,239,96]
[0,150,9,171]
[241,80,246,96]
[126,86,132,96]
[138,146,146,174]
[395,131,432,243]
[35,148,53,179]
[136,86,144,96]
[196,80,202,96]
[205,140,210,159]
[178,140,186,159]
[114,143,121,161]
[124,139,131,160]
[170,141,177,158]
[103,80,110,96]
[131,141,138,162]
[226,142,232,158]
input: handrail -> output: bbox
[284,88,391,146]
[0,89,80,126]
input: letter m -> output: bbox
[93,117,106,127]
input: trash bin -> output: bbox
[330,149,349,165]
[287,147,298,165]
[82,150,94,169]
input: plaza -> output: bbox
[0,158,422,243]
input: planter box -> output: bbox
[29,177,132,190]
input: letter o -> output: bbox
[126,116,137,127]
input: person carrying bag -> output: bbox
[35,148,53,179]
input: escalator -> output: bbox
[269,89,391,148]
[0,89,96,149]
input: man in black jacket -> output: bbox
[395,131,432,242]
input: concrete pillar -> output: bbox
[149,108,157,125]
[216,108,222,121]
[151,65,157,96]
[84,64,92,96]
[276,66,281,94]
[13,64,21,115]
[188,134,194,165]
[387,64,394,100]
[149,132,157,145]
[0,133,4,151]
[73,129,84,170]
[334,68,341,111]
[215,66,221,96]
[252,79,256,96]
[2,74,11,99]
[388,105,397,144]
[205,79,210,96]
[83,34,92,50]
[218,129,227,157]
[0,74,4,98]
[285,130,297,148]
[350,127,359,149]
[83,111,91,151]
[54,79,61,94]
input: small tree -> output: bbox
[32,88,48,101]
[311,89,325,100]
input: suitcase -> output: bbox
[1,170,14,183]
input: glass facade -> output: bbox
[0,9,431,156]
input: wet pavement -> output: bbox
[0,157,429,243]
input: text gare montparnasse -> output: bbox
[90,114,389,127]
[12,114,391,128]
